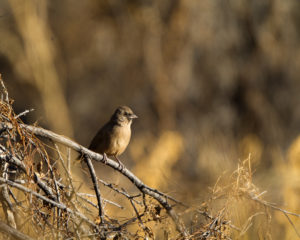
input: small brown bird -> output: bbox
[88,106,137,168]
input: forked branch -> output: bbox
[20,124,189,238]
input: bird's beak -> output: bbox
[129,114,138,119]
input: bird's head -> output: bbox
[111,106,138,126]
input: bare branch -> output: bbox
[84,156,105,224]
[98,178,142,205]
[0,220,33,240]
[14,109,34,119]
[249,193,300,238]
[0,75,9,103]
[0,144,26,173]
[0,177,97,228]
[20,124,189,237]
[77,192,124,209]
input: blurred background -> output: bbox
[1,0,300,238]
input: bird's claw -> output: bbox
[103,153,108,164]
[115,156,124,171]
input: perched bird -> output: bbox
[88,106,137,168]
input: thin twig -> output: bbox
[98,178,142,205]
[77,192,124,209]
[283,211,300,238]
[129,198,150,236]
[249,193,300,238]
[0,75,9,103]
[34,173,57,201]
[14,109,34,119]
[0,162,16,228]
[67,147,71,174]
[84,156,105,224]
[53,145,75,195]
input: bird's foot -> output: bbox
[115,156,124,171]
[103,153,108,164]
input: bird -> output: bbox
[87,106,137,169]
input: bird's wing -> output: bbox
[88,122,112,152]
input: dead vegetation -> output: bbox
[0,76,299,240]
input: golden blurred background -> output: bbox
[1,0,300,238]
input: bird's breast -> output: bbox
[110,124,131,156]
